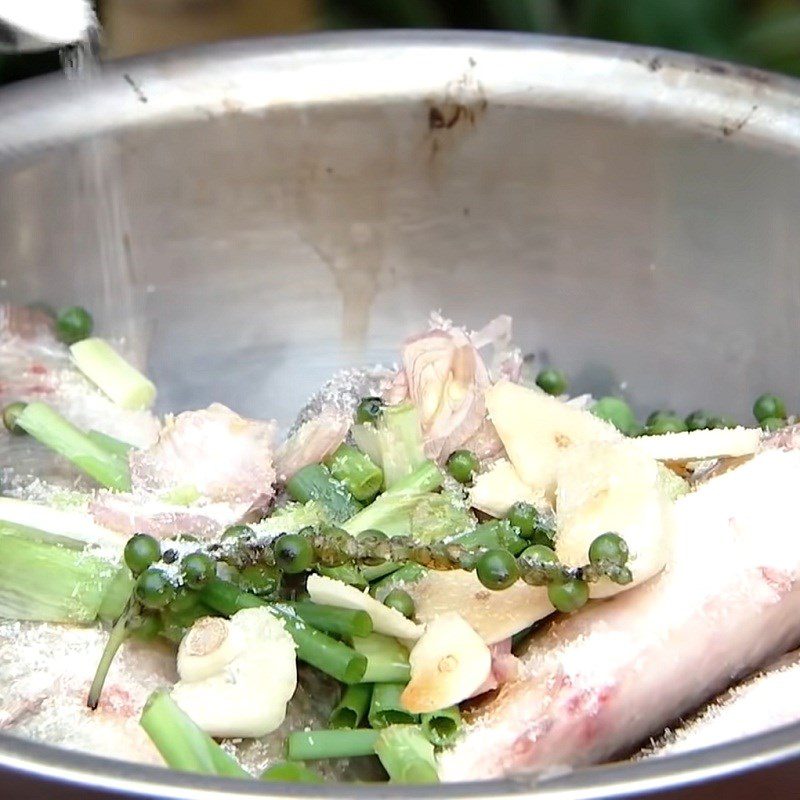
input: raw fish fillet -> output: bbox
[438,448,800,780]
[640,648,800,758]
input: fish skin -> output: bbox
[0,621,175,766]
[438,448,800,780]
[640,648,800,759]
[0,305,160,495]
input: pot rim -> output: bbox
[0,29,799,797]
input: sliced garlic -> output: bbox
[171,608,296,738]
[306,573,424,640]
[401,613,491,714]
[469,459,550,518]
[404,569,553,645]
[555,441,673,598]
[632,427,760,463]
[485,381,620,499]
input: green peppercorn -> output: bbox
[520,544,558,564]
[135,568,175,610]
[753,394,787,424]
[130,613,162,642]
[238,564,282,596]
[646,409,676,426]
[591,397,638,436]
[273,533,315,574]
[535,368,568,396]
[476,548,520,590]
[55,306,93,345]
[506,502,539,539]
[548,578,589,613]
[2,402,27,435]
[383,588,415,618]
[685,410,714,431]
[221,524,254,541]
[709,415,738,429]
[169,586,200,614]
[644,413,687,435]
[588,532,629,567]
[446,449,479,484]
[123,533,161,575]
[181,553,217,590]
[761,416,785,432]
[355,397,383,425]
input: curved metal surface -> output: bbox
[1,30,800,798]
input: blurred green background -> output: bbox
[3,0,800,85]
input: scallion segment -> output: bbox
[140,691,249,778]
[421,706,461,747]
[450,519,527,557]
[15,402,131,491]
[324,444,383,503]
[286,464,362,523]
[375,725,439,784]
[86,429,136,459]
[329,683,373,730]
[292,601,373,639]
[287,729,379,761]
[70,338,156,410]
[261,761,323,783]
[368,683,417,729]
[352,633,411,684]
[0,530,126,623]
[200,580,367,684]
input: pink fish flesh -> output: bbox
[438,448,800,780]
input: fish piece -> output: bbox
[0,305,159,494]
[470,639,521,698]
[438,448,800,780]
[640,648,800,758]
[129,403,277,509]
[89,492,253,539]
[0,620,175,765]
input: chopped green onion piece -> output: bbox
[368,683,417,729]
[15,402,131,491]
[291,601,373,639]
[371,563,427,602]
[361,561,402,583]
[287,729,379,761]
[261,761,323,783]
[86,429,136,459]
[0,530,125,623]
[318,564,369,589]
[375,725,439,784]
[352,632,411,684]
[421,706,461,747]
[70,338,156,410]
[200,580,367,684]
[140,691,249,777]
[325,444,383,503]
[329,683,373,729]
[344,461,443,537]
[450,519,527,556]
[286,464,362,523]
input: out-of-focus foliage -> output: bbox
[324,0,800,77]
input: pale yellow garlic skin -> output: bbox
[171,608,297,739]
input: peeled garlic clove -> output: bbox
[401,613,491,714]
[171,607,297,738]
[469,458,549,518]
[306,573,424,640]
[177,616,243,683]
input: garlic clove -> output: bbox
[401,613,491,714]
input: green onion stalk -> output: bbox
[261,761,322,783]
[286,464,362,523]
[15,402,131,491]
[324,444,383,503]
[421,706,461,747]
[352,633,411,684]
[375,725,439,784]
[329,684,373,730]
[368,683,418,728]
[140,691,249,778]
[287,728,379,761]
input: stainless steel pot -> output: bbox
[1,31,800,799]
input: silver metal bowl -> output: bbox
[1,31,800,798]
